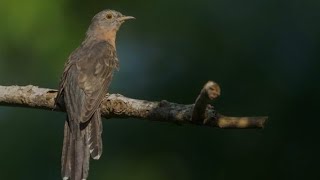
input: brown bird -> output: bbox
[55,10,134,180]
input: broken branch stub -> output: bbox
[191,81,221,123]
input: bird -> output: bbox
[55,9,134,180]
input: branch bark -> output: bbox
[0,84,267,129]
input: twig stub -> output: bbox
[191,81,220,123]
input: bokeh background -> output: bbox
[0,0,320,179]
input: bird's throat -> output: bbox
[86,28,117,48]
[97,29,117,48]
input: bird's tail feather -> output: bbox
[88,110,103,160]
[61,121,90,180]
[82,128,90,179]
[61,121,71,179]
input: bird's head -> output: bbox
[91,10,134,31]
[86,9,134,45]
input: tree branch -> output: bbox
[0,84,267,128]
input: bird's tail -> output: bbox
[61,121,90,180]
[61,111,103,180]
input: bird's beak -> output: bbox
[117,15,135,22]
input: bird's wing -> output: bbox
[55,46,83,108]
[64,40,118,125]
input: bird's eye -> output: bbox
[106,14,113,19]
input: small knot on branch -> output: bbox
[191,81,220,123]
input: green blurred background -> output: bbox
[0,0,319,179]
